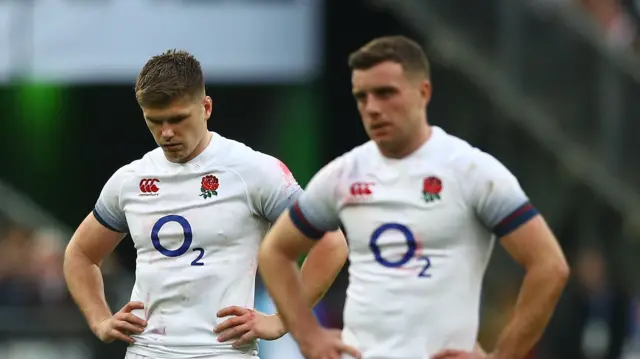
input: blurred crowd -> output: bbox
[0,219,69,308]
[534,0,640,52]
[0,218,128,310]
[475,244,640,359]
[0,216,135,359]
[540,245,639,359]
[579,0,640,52]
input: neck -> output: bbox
[381,123,432,159]
[182,131,213,163]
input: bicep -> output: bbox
[499,215,567,270]
[66,212,127,266]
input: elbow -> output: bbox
[550,250,570,285]
[536,255,570,289]
[63,241,94,277]
[63,242,79,276]
[555,259,570,286]
[304,230,348,273]
[63,242,74,266]
[320,230,349,263]
[550,260,570,299]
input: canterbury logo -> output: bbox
[139,178,160,193]
[350,182,374,197]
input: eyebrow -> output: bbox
[353,85,398,97]
[145,113,190,123]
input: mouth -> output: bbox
[369,122,392,132]
[162,143,182,152]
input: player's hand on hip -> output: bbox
[215,306,286,347]
[297,328,362,359]
[95,301,147,344]
[431,349,488,359]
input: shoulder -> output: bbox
[326,141,377,176]
[216,135,286,177]
[431,127,510,177]
[303,141,375,192]
[209,135,299,201]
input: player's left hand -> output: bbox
[214,306,286,347]
[431,349,490,359]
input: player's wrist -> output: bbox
[88,313,112,335]
[271,313,288,336]
[289,318,323,342]
[488,350,511,359]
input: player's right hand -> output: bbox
[94,301,147,344]
[296,327,362,359]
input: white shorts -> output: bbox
[125,354,259,359]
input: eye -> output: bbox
[373,87,397,99]
[168,116,187,124]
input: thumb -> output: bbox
[338,342,362,359]
[431,349,465,359]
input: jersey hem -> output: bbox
[92,208,127,233]
[492,201,538,237]
[289,202,326,239]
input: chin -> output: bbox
[371,134,396,146]
[374,138,404,155]
[163,151,185,163]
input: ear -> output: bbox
[203,96,213,121]
[419,79,432,105]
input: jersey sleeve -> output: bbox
[250,155,304,223]
[93,167,129,233]
[467,151,539,238]
[289,159,342,240]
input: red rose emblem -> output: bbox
[423,177,442,194]
[201,175,219,191]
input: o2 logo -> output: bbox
[151,215,205,266]
[369,223,431,277]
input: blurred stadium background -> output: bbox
[2,0,640,358]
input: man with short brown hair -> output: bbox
[258,36,569,359]
[64,49,349,359]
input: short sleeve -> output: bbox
[251,155,304,223]
[93,167,129,233]
[289,158,343,239]
[466,151,538,238]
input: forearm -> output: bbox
[64,250,112,333]
[298,231,346,307]
[492,265,567,359]
[259,245,320,339]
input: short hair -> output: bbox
[135,49,205,108]
[348,36,430,79]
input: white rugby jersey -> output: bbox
[290,127,538,359]
[93,132,302,358]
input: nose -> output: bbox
[161,124,175,138]
[363,94,382,117]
